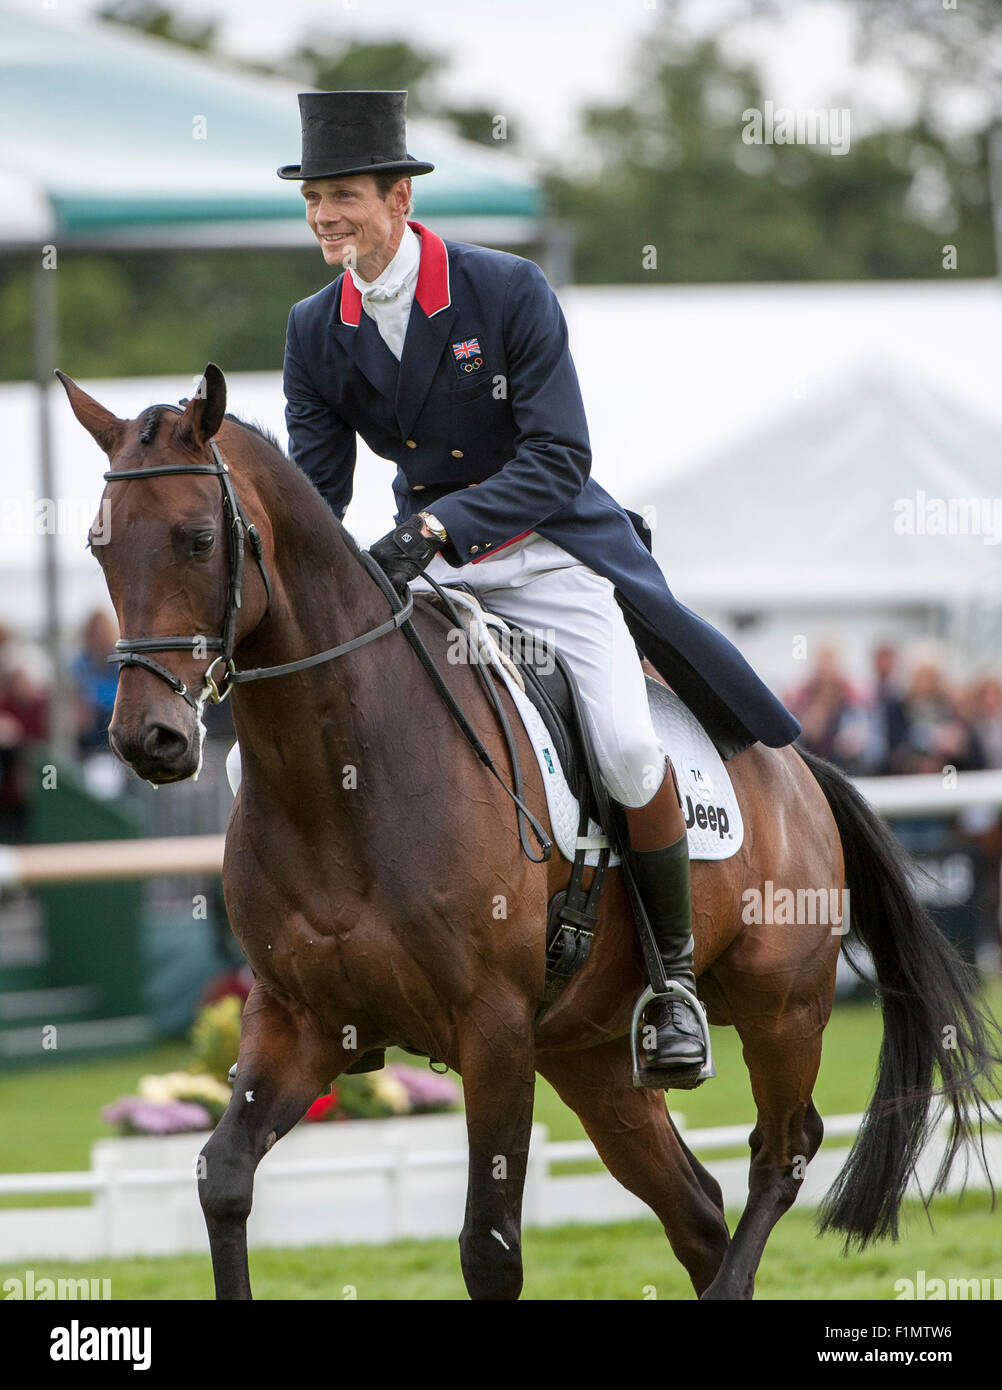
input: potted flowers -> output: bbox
[100,995,462,1139]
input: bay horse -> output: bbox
[58,365,1001,1300]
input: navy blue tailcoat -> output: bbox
[283,221,800,756]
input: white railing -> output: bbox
[853,770,1002,817]
[3,771,1002,889]
[1,1112,999,1262]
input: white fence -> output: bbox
[0,1112,999,1262]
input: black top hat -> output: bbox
[277,91,434,181]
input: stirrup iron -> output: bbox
[629,979,716,1089]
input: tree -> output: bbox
[96,0,217,51]
[853,0,1002,125]
[544,19,995,282]
[285,37,445,113]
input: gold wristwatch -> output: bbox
[419,510,449,543]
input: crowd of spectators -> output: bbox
[69,611,120,757]
[0,624,50,838]
[783,641,1000,777]
[784,640,1002,969]
[0,610,119,836]
[0,608,240,835]
[3,621,1000,804]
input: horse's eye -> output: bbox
[193,532,216,554]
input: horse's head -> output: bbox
[57,364,270,784]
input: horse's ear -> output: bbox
[177,363,227,447]
[54,370,126,456]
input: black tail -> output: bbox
[798,746,1002,1248]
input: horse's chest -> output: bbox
[234,899,383,1010]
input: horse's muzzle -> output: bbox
[109,716,200,784]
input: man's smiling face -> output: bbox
[300,174,410,280]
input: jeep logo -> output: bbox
[684,794,730,838]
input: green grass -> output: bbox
[0,1191,995,1300]
[0,1042,191,1206]
[3,983,1000,1171]
[0,1004,871,1187]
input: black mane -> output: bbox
[224,413,283,455]
[138,405,162,445]
[219,408,356,548]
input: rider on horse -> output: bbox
[278,91,801,1088]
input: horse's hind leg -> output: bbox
[537,1039,730,1296]
[701,995,827,1301]
[457,1005,537,1300]
[198,980,341,1300]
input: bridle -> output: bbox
[104,407,413,708]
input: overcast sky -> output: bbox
[14,0,943,165]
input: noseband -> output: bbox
[105,408,413,708]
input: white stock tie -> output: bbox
[361,281,407,304]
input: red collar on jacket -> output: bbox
[338,221,450,327]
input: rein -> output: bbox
[397,570,552,862]
[105,411,550,860]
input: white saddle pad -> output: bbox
[414,586,744,865]
[225,587,745,865]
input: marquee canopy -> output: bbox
[0,3,543,251]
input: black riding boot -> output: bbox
[621,831,707,1089]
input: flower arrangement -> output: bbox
[303,1065,460,1124]
[100,1096,213,1136]
[189,994,244,1083]
[101,994,462,1137]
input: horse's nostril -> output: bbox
[143,723,189,761]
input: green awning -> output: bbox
[0,4,543,248]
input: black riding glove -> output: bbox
[369,514,441,593]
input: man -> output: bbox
[279,91,801,1088]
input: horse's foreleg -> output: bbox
[198,981,341,1300]
[457,1006,537,1300]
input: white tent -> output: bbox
[556,276,1002,688]
[558,278,1002,510]
[643,365,1002,610]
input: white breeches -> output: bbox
[423,531,666,808]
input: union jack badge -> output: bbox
[452,336,486,378]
